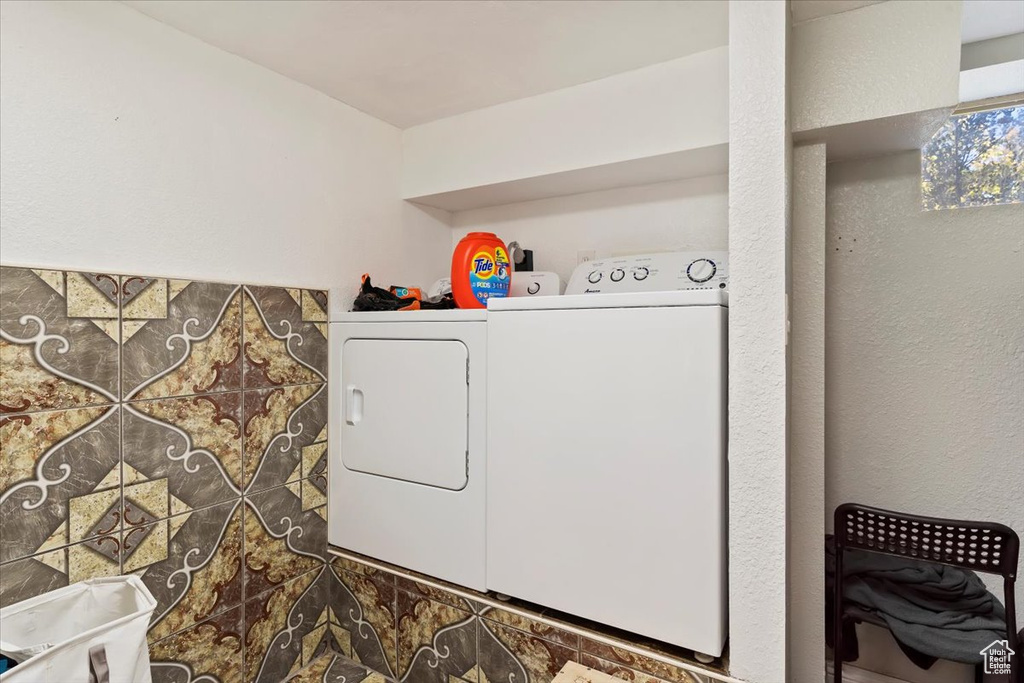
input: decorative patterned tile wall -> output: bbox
[0,266,331,683]
[1,265,730,683]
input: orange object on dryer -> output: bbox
[451,232,511,308]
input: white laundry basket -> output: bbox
[0,576,157,683]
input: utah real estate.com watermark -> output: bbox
[980,639,1015,676]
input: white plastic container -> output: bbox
[0,576,157,683]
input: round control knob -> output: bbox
[686,258,716,283]
[527,282,540,295]
[633,267,649,281]
[610,268,625,282]
[587,270,603,284]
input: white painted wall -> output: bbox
[959,58,1024,104]
[401,47,729,200]
[960,33,1024,70]
[0,0,452,314]
[727,2,791,681]
[825,150,1024,683]
[791,0,961,134]
[450,175,728,283]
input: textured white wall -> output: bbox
[791,0,962,134]
[450,175,728,284]
[788,143,827,683]
[727,2,791,681]
[0,1,452,314]
[825,150,1024,682]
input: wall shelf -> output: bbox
[404,143,728,212]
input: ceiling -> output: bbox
[792,0,1024,46]
[122,0,728,129]
[790,0,886,24]
[961,0,1024,43]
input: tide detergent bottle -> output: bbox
[451,232,511,308]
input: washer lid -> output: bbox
[487,289,728,311]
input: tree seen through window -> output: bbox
[922,105,1023,210]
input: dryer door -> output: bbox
[341,339,468,490]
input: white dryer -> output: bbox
[485,252,728,658]
[328,310,486,591]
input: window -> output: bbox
[921,105,1023,210]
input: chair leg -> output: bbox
[833,545,844,683]
[833,622,843,683]
[1003,578,1018,683]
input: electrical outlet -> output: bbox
[577,250,596,265]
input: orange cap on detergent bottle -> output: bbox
[451,232,511,309]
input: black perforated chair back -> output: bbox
[835,503,1019,579]
[832,503,1020,683]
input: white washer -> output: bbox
[328,309,486,591]
[485,253,728,658]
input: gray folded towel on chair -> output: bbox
[843,551,1007,664]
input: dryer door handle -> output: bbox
[346,384,364,425]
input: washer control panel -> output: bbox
[565,251,728,295]
[510,271,564,297]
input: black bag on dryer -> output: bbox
[351,275,453,311]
